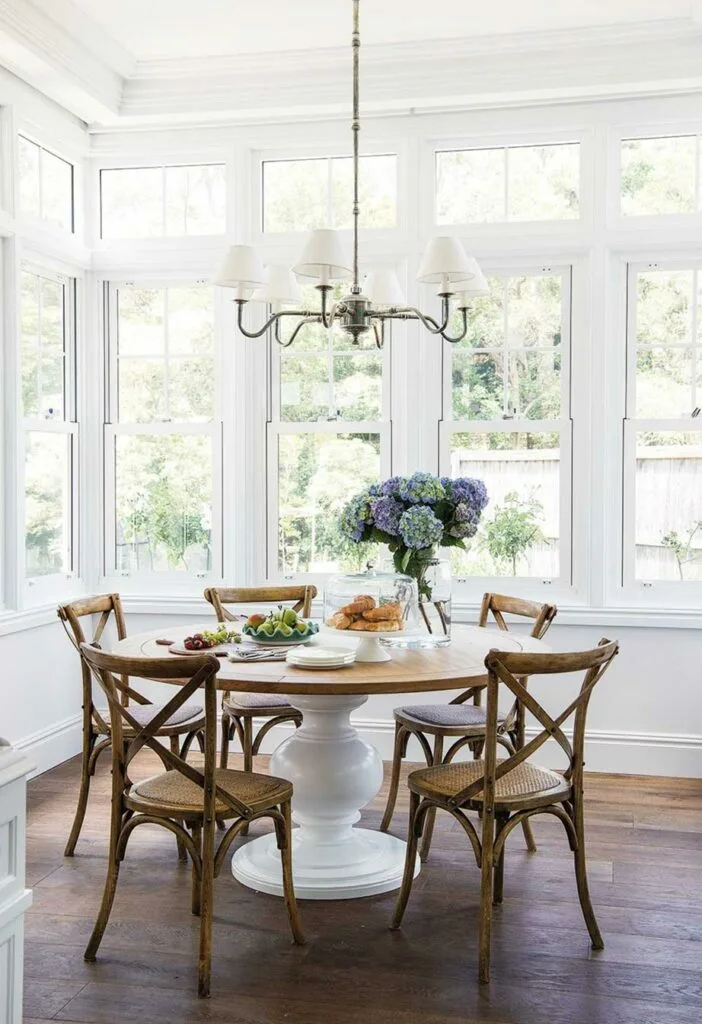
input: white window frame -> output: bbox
[19,261,80,605]
[439,262,576,603]
[101,278,224,592]
[17,133,75,236]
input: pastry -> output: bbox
[339,594,376,615]
[362,602,402,622]
[326,612,353,630]
[348,619,402,632]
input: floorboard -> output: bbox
[23,751,702,1024]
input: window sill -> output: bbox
[0,603,63,637]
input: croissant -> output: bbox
[326,612,353,630]
[339,594,376,615]
[362,602,402,622]
[348,619,402,632]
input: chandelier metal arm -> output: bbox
[274,315,323,348]
[236,301,323,339]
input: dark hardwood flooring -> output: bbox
[23,751,702,1024]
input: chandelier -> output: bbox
[215,0,487,347]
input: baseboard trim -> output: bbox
[13,715,82,778]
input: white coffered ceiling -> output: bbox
[1,0,702,127]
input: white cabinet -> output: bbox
[0,739,33,1024]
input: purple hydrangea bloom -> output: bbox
[371,496,403,537]
[379,476,407,498]
[399,505,444,550]
[398,472,446,505]
[340,492,373,543]
[450,477,489,511]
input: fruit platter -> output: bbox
[242,606,319,645]
[170,623,243,656]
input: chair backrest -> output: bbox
[449,640,619,810]
[203,585,317,622]
[478,592,557,640]
[79,644,251,819]
[57,594,130,723]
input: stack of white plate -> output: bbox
[286,646,356,670]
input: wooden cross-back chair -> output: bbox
[380,593,557,861]
[57,594,206,858]
[79,644,304,999]
[203,585,317,778]
[391,639,619,984]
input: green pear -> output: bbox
[282,608,298,627]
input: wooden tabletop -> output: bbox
[113,624,550,696]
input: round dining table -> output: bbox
[114,624,549,901]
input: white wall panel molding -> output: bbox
[0,739,33,1024]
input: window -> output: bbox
[100,165,226,239]
[18,136,74,231]
[262,154,396,232]
[436,143,579,224]
[20,268,77,582]
[625,263,702,583]
[269,283,391,575]
[442,269,571,583]
[621,136,699,216]
[104,284,222,580]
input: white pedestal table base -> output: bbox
[231,693,419,900]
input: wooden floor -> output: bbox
[23,750,702,1024]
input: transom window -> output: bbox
[436,143,579,225]
[620,136,702,217]
[100,165,226,239]
[18,135,74,232]
[262,154,396,233]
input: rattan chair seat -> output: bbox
[396,703,503,730]
[224,692,298,712]
[409,758,570,808]
[129,768,293,816]
[94,702,204,734]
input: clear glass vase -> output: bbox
[382,553,452,649]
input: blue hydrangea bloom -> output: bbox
[399,506,444,549]
[398,472,446,505]
[340,492,373,543]
[450,477,489,511]
[371,496,403,536]
[379,476,407,498]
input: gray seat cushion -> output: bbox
[98,702,203,729]
[397,703,504,728]
[225,692,298,711]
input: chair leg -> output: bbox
[520,817,537,853]
[191,823,202,917]
[391,792,421,930]
[219,713,231,770]
[478,803,496,984]
[278,801,305,945]
[380,722,407,833]
[170,736,188,862]
[198,815,215,998]
[65,729,95,857]
[84,788,124,962]
[239,718,254,837]
[573,793,603,950]
[419,734,443,863]
[493,813,508,905]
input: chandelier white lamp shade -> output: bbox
[215,0,485,347]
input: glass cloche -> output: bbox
[324,567,419,641]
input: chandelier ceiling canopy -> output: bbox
[215,0,487,347]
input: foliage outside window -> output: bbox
[106,284,220,577]
[621,136,700,217]
[100,165,226,239]
[628,264,702,581]
[263,154,396,232]
[447,271,569,580]
[436,143,579,224]
[18,135,74,232]
[20,268,75,578]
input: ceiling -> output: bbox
[55,0,697,61]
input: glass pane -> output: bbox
[168,358,215,421]
[20,272,40,417]
[508,143,579,221]
[18,136,40,218]
[41,148,73,231]
[508,350,561,419]
[277,432,381,573]
[20,272,65,420]
[436,148,505,224]
[167,287,214,355]
[635,348,693,419]
[332,353,382,420]
[621,136,697,216]
[456,277,505,350]
[118,288,165,356]
[25,431,70,577]
[115,433,213,573]
[452,351,505,420]
[635,431,702,580]
[280,355,329,421]
[331,155,397,229]
[263,158,328,233]
[506,275,562,349]
[118,359,166,422]
[165,164,226,236]
[101,167,163,239]
[636,270,693,347]
[449,431,560,578]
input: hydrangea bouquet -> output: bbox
[340,472,488,602]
